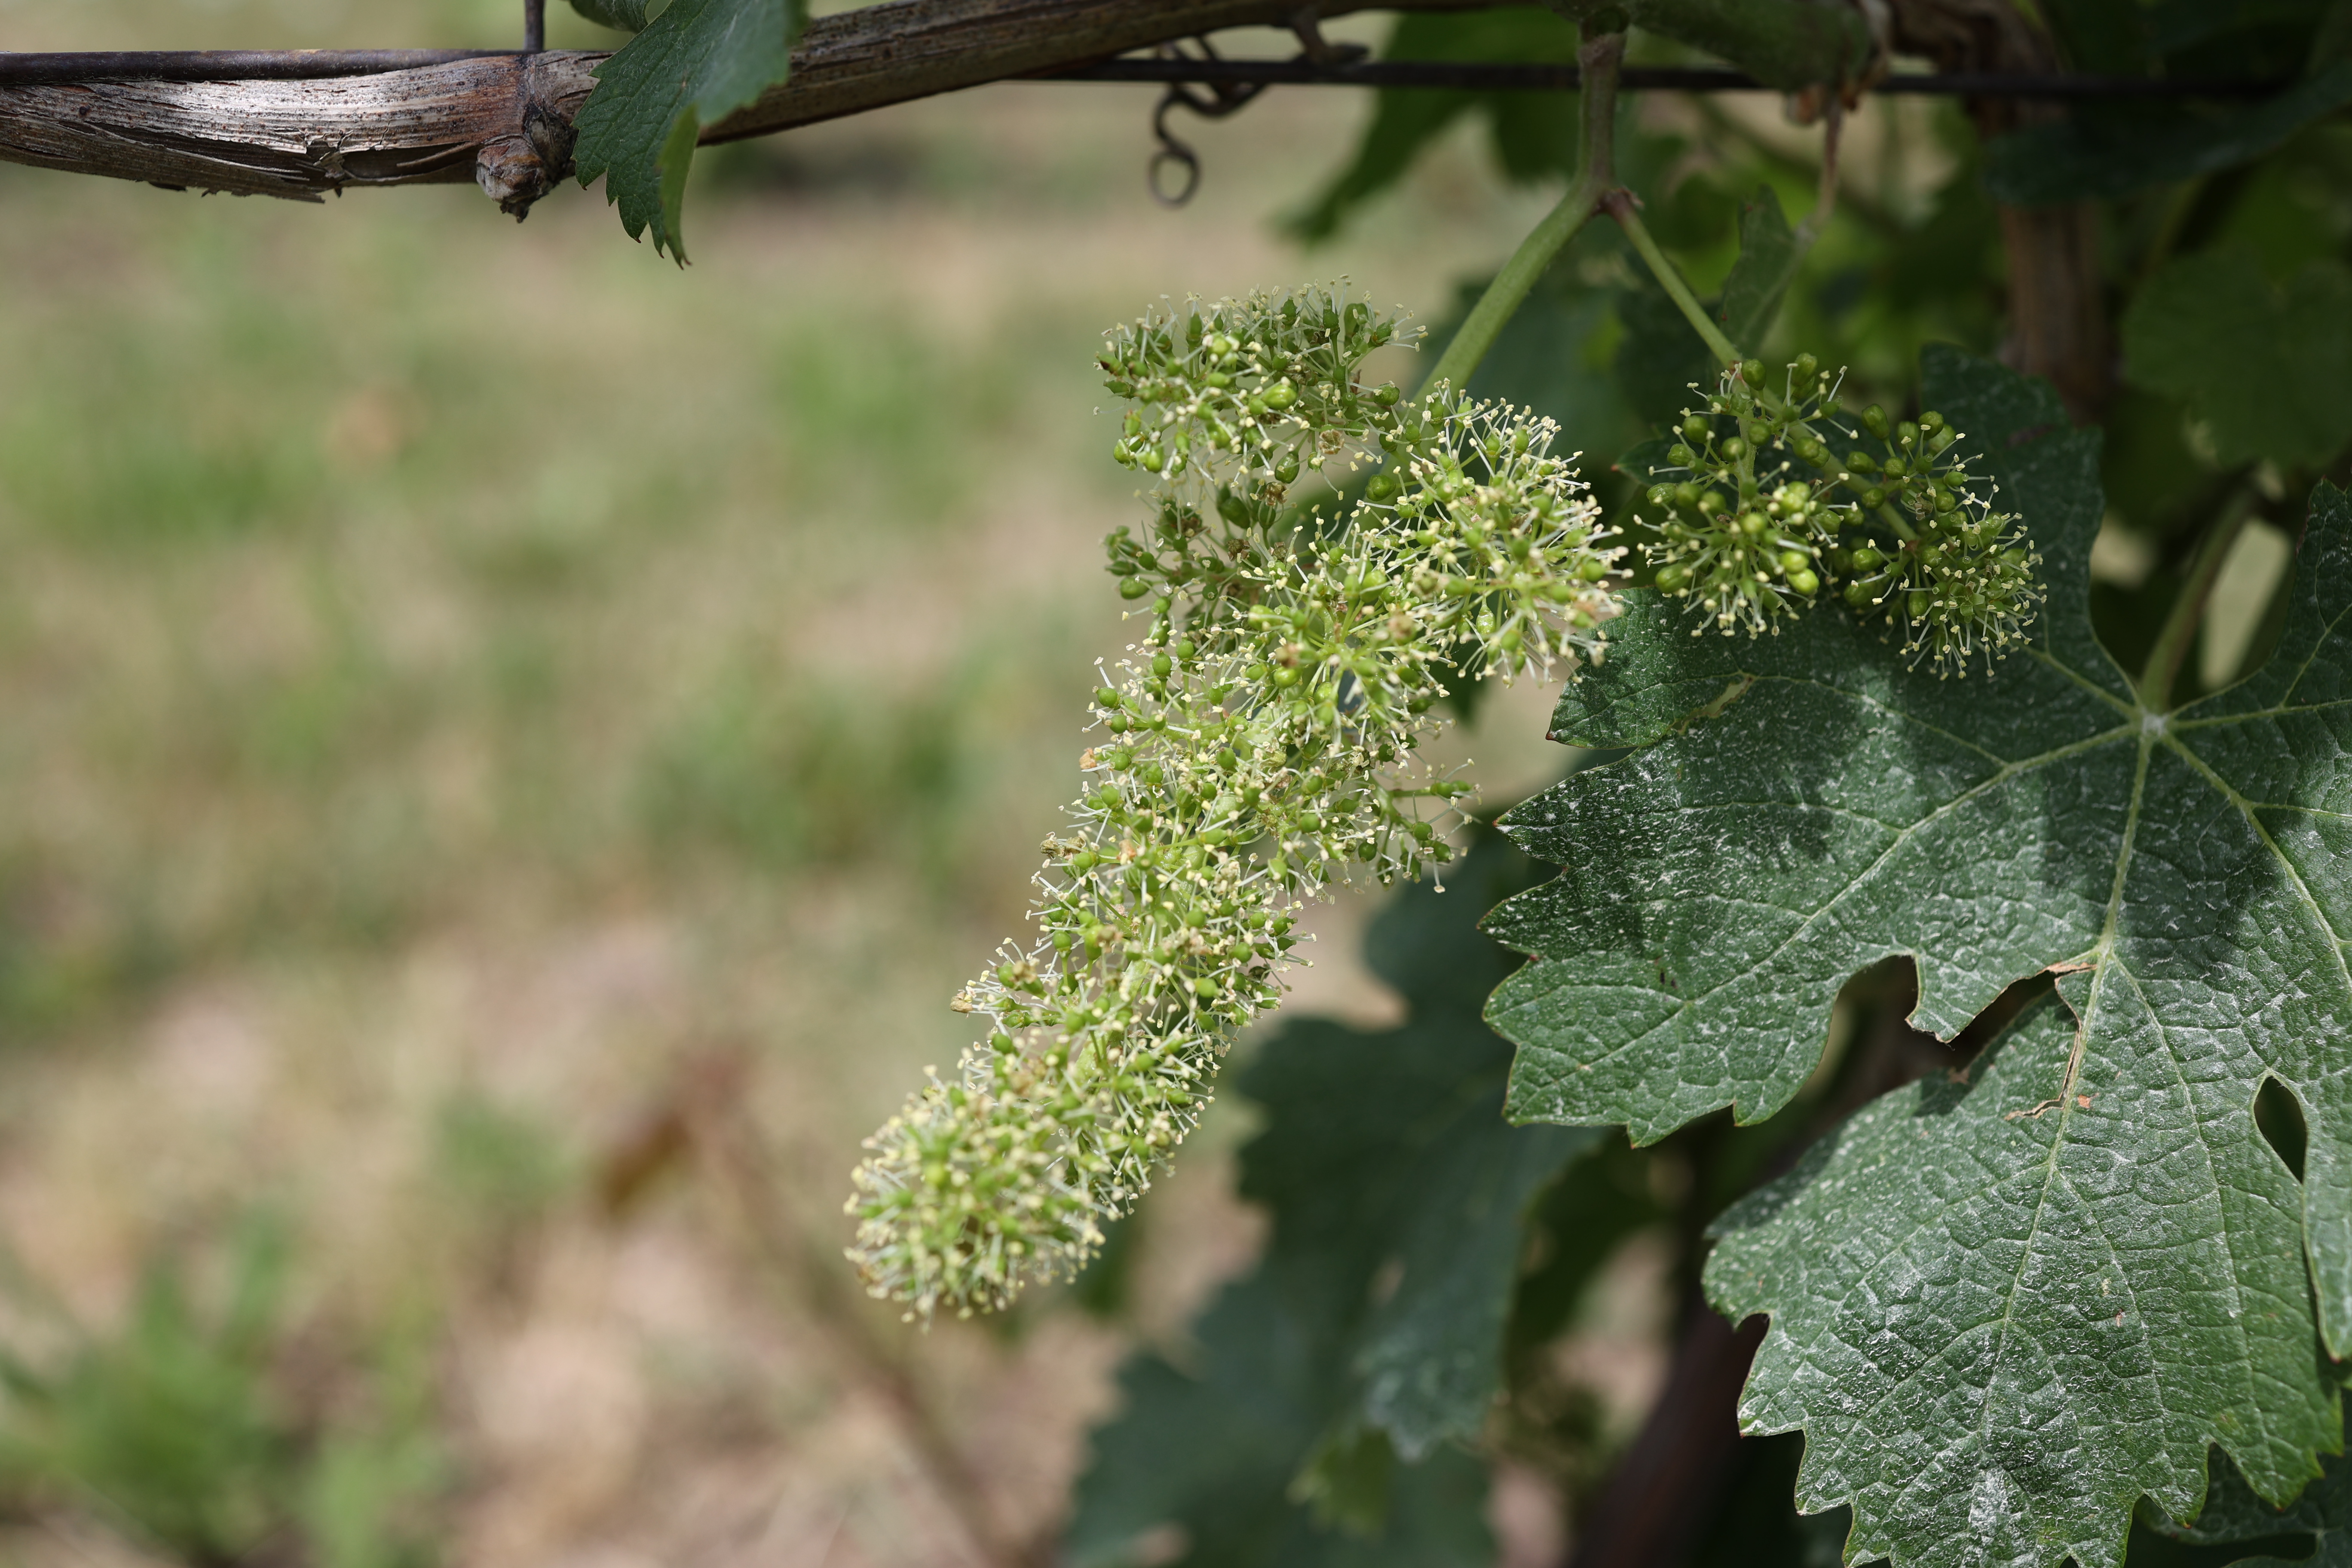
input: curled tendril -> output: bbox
[844,287,1621,1320]
[1639,357,2043,677]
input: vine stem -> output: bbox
[1607,193,1743,367]
[2139,494,2255,713]
[1417,29,1624,397]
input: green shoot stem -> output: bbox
[1608,194,1743,368]
[2140,493,2255,713]
[1417,31,1623,398]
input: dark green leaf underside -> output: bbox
[571,0,799,259]
[1982,58,2352,205]
[566,0,650,31]
[1482,346,2352,1567]
[2150,1447,2352,1565]
[2122,248,2352,471]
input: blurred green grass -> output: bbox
[0,9,1563,1557]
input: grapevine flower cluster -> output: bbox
[1641,355,2043,675]
[844,286,1623,1320]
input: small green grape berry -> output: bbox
[1721,437,1748,461]
[1778,549,1810,573]
[1668,444,1697,466]
[1119,578,1152,600]
[1142,447,1166,472]
[1789,568,1820,596]
[1682,416,1710,442]
[1096,686,1121,707]
[1673,482,1702,508]
[1862,404,1890,438]
[1274,455,1300,484]
[1897,420,1920,447]
[1862,487,1888,508]
[1656,564,1690,592]
[1844,580,1875,608]
[1907,590,1931,619]
[1740,359,1765,388]
[1794,352,1819,383]
[1850,547,1885,571]
[1366,472,1402,503]
[1881,456,1907,478]
[1918,410,1944,434]
[1373,383,1401,407]
[1846,451,1879,473]
[1739,511,1768,538]
[1577,557,1608,582]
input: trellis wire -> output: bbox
[0,49,2290,96]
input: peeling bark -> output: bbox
[0,0,1491,212]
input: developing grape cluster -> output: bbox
[843,289,2045,1320]
[1642,355,2042,675]
[843,287,1622,1319]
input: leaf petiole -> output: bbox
[1417,29,1625,398]
[1608,193,1743,369]
[2139,491,2256,712]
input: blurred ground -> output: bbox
[0,5,1585,1565]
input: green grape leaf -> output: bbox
[1706,993,2327,1568]
[1286,7,1580,243]
[1482,345,2352,1566]
[2142,1447,2346,1563]
[1068,1278,1494,1568]
[2037,0,2156,75]
[1068,832,1591,1566]
[1715,184,1798,355]
[567,0,651,31]
[1620,0,1873,90]
[2122,248,2352,471]
[1614,276,1715,428]
[571,0,802,260]
[1983,59,2352,204]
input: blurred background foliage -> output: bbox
[0,0,2342,1565]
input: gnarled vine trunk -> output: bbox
[1889,0,2111,423]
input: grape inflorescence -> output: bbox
[843,295,2046,1322]
[1643,356,2042,676]
[844,287,1621,1320]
